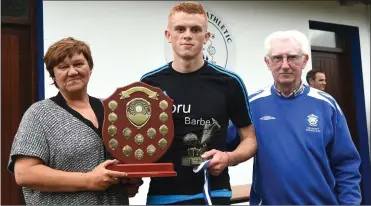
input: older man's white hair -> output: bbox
[264,30,310,56]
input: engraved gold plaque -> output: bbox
[159,100,168,110]
[108,112,118,123]
[120,86,159,100]
[158,138,168,150]
[122,128,132,139]
[159,112,168,123]
[126,98,151,129]
[134,134,144,146]
[147,128,156,139]
[123,145,133,156]
[108,125,117,136]
[135,149,144,160]
[109,138,118,150]
[159,125,168,136]
[108,100,118,111]
[147,144,156,156]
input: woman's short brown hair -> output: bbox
[44,37,94,88]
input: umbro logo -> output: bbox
[260,116,276,120]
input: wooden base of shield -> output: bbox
[105,163,177,178]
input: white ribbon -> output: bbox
[193,160,212,205]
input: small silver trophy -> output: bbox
[182,118,221,166]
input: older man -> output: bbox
[306,70,327,91]
[228,30,361,205]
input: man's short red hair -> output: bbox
[168,1,207,19]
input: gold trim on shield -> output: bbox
[120,86,159,100]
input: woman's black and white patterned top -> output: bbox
[7,93,129,205]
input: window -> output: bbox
[309,29,337,48]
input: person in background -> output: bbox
[140,1,257,205]
[228,30,361,205]
[8,37,143,205]
[306,70,326,91]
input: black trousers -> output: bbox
[165,197,230,205]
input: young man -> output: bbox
[140,2,257,205]
[229,30,361,204]
[306,70,326,91]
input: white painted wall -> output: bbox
[43,1,370,204]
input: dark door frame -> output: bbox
[309,20,371,205]
[36,0,45,101]
[1,0,44,204]
[2,0,44,101]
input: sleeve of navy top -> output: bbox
[327,104,362,204]
[226,120,239,152]
[226,91,257,152]
[228,77,253,128]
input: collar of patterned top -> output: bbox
[273,82,305,98]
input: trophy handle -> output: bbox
[200,118,221,145]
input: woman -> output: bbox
[7,37,142,205]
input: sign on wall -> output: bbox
[164,8,236,71]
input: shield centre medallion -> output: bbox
[126,98,151,129]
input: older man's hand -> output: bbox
[120,178,144,198]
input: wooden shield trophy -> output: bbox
[102,82,176,178]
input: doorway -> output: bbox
[310,46,359,149]
[309,20,371,205]
[1,0,43,204]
